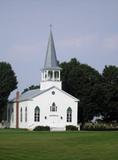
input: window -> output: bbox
[50,102,57,112]
[34,106,40,122]
[12,107,14,122]
[25,107,27,122]
[20,107,22,122]
[52,91,55,95]
[48,71,53,80]
[8,108,10,122]
[55,71,59,78]
[67,107,72,122]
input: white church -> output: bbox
[7,31,79,131]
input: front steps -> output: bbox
[50,127,66,131]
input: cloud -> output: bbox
[102,34,118,50]
[57,34,118,56]
[58,38,81,48]
[9,44,38,56]
[57,34,98,49]
[7,42,45,62]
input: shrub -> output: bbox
[84,123,105,129]
[82,123,118,131]
[66,125,78,131]
[33,126,50,131]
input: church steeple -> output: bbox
[40,30,62,90]
[44,30,60,70]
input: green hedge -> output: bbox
[66,125,78,131]
[33,126,50,131]
[82,128,118,131]
[82,123,118,131]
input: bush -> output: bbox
[66,125,78,131]
[82,123,118,131]
[33,126,50,131]
[83,123,105,130]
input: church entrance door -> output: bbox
[49,115,59,127]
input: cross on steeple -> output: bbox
[49,24,52,31]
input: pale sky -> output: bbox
[0,0,118,97]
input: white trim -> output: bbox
[32,86,79,101]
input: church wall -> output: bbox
[7,102,16,128]
[8,87,78,130]
[30,87,78,129]
[40,81,62,90]
[18,101,30,129]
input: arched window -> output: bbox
[8,108,10,122]
[20,107,22,122]
[50,102,57,112]
[67,107,72,122]
[25,107,27,122]
[12,107,14,122]
[34,106,40,122]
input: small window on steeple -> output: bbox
[55,71,59,78]
[45,74,47,78]
[48,71,53,80]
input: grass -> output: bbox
[0,129,118,160]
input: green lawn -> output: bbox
[0,130,118,160]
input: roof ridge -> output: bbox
[10,87,79,103]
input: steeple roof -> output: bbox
[43,30,61,70]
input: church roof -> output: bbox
[43,30,61,70]
[11,86,79,102]
[11,89,45,102]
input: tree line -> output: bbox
[0,59,118,125]
[60,58,118,125]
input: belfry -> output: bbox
[40,30,62,90]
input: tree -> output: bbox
[103,65,118,85]
[101,65,118,122]
[60,58,102,126]
[0,62,17,121]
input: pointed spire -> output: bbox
[43,29,60,70]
